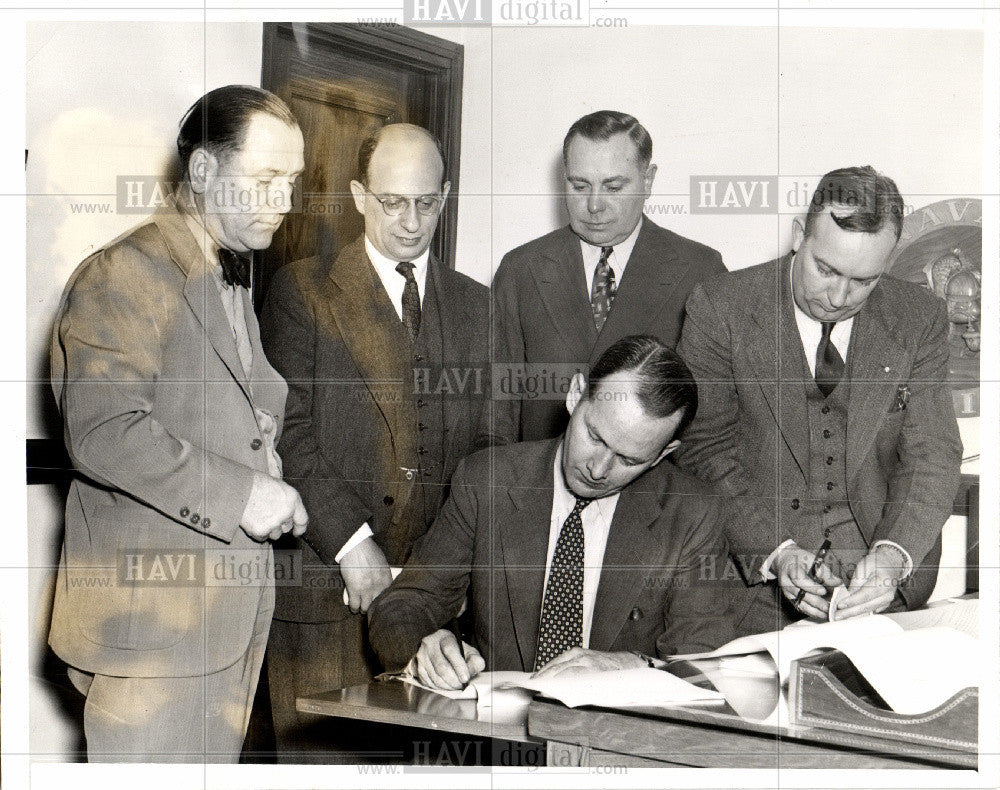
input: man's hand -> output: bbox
[832,546,906,620]
[532,647,647,679]
[339,536,394,614]
[240,472,308,542]
[414,628,485,690]
[773,543,843,621]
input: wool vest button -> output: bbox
[827,481,835,490]
[821,405,831,414]
[383,495,394,506]
[190,513,200,524]
[823,429,831,439]
[250,438,262,451]
[791,498,800,510]
[826,456,834,465]
[823,504,832,513]
[180,507,190,518]
[202,517,211,528]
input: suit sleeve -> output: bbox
[260,267,373,565]
[675,284,787,582]
[52,245,253,543]
[368,458,479,672]
[656,495,737,656]
[476,253,523,448]
[874,299,961,565]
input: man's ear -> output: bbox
[349,179,368,215]
[791,216,805,252]
[566,372,586,416]
[643,162,658,199]
[188,148,216,195]
[650,438,681,468]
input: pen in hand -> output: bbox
[793,536,832,608]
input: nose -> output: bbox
[269,179,295,215]
[587,449,613,481]
[586,189,605,215]
[399,200,421,232]
[828,277,851,308]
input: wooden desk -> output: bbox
[529,659,977,770]
[298,679,536,744]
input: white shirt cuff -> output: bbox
[871,540,914,580]
[335,523,374,563]
[760,539,797,581]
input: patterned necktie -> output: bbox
[396,261,421,342]
[590,246,616,332]
[218,248,250,290]
[534,497,591,671]
[815,321,845,397]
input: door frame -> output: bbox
[261,22,464,274]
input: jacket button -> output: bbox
[418,422,427,431]
[823,429,831,439]
[383,495,394,506]
[180,507,190,518]
[629,608,642,620]
[202,517,211,528]
[418,447,427,455]
[250,438,262,451]
[190,513,200,524]
[791,498,800,510]
[821,406,831,414]
[823,504,832,513]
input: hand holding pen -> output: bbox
[775,534,843,621]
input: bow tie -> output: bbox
[218,248,250,289]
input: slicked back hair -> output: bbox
[562,110,653,169]
[587,334,698,435]
[804,165,905,241]
[176,85,298,176]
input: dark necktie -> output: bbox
[534,497,591,671]
[396,261,421,342]
[815,321,845,397]
[591,246,616,332]
[218,248,250,290]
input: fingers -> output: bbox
[812,563,844,589]
[416,633,467,690]
[466,646,486,677]
[292,495,308,534]
[794,590,831,620]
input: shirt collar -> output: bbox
[364,235,431,280]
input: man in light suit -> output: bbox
[369,335,735,688]
[260,124,489,760]
[487,110,725,445]
[49,85,308,762]
[676,166,962,637]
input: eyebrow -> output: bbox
[815,256,881,283]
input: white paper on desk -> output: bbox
[885,597,978,638]
[673,615,904,682]
[386,670,533,705]
[342,566,402,606]
[830,626,980,714]
[512,668,724,709]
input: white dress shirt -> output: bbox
[542,445,621,647]
[580,218,643,297]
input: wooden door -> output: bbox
[256,23,463,308]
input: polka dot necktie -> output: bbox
[534,496,591,671]
[590,246,616,332]
[815,321,844,397]
[396,261,421,342]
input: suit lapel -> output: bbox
[592,217,685,361]
[845,286,907,483]
[589,472,664,651]
[498,440,560,670]
[155,207,255,403]
[529,229,598,356]
[746,256,809,479]
[325,239,413,445]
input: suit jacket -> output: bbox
[368,439,737,673]
[259,236,490,623]
[487,216,725,444]
[49,196,287,678]
[676,254,962,610]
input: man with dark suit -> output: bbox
[260,124,489,759]
[487,110,725,445]
[369,335,735,688]
[676,166,962,637]
[49,85,308,762]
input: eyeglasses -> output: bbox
[363,186,443,217]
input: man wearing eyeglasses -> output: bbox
[259,123,489,762]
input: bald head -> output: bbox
[350,124,450,262]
